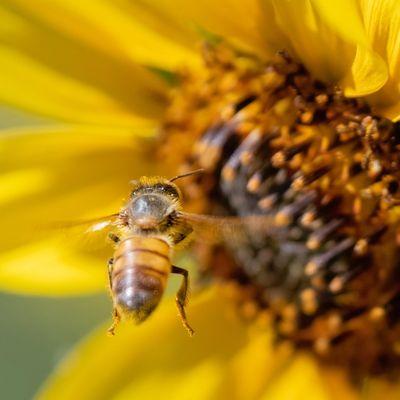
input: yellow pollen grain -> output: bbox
[314,337,330,355]
[222,165,236,182]
[282,303,297,320]
[301,211,316,226]
[353,196,363,216]
[271,151,286,167]
[354,239,368,256]
[368,159,382,178]
[279,320,296,335]
[255,310,272,328]
[289,154,303,170]
[301,111,314,124]
[220,105,235,121]
[311,275,325,289]
[305,261,318,276]
[315,94,328,105]
[329,277,344,293]
[275,211,292,226]
[240,151,252,166]
[262,70,284,89]
[306,237,320,250]
[369,306,386,322]
[327,313,342,332]
[300,288,318,315]
[292,176,305,191]
[241,301,258,320]
[247,175,261,193]
[258,196,274,210]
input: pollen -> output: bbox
[160,43,400,376]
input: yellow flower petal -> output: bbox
[37,290,250,399]
[310,0,388,97]
[126,0,272,57]
[310,0,368,46]
[225,329,294,399]
[361,377,400,400]
[260,354,330,400]
[0,3,167,125]
[270,0,351,81]
[268,0,388,97]
[37,288,379,400]
[0,239,106,296]
[5,0,200,71]
[0,125,158,295]
[359,0,400,119]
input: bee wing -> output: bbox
[50,213,121,233]
[43,213,121,250]
[179,212,279,247]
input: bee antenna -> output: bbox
[169,169,205,182]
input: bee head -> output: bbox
[127,177,181,230]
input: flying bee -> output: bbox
[66,169,274,336]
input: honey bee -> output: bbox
[67,170,272,336]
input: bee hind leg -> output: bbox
[107,308,121,336]
[107,258,114,289]
[172,265,195,336]
[107,258,120,336]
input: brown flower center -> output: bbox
[160,43,400,376]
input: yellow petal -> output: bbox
[359,0,400,119]
[0,125,158,295]
[4,0,200,71]
[260,354,330,400]
[37,290,250,399]
[361,377,400,400]
[37,288,378,400]
[0,239,106,296]
[125,0,273,57]
[268,0,387,96]
[310,0,388,97]
[311,0,368,46]
[0,3,167,125]
[224,328,294,399]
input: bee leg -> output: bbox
[107,308,121,336]
[108,233,120,244]
[107,258,114,289]
[107,258,120,336]
[171,265,195,336]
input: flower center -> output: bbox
[160,43,400,375]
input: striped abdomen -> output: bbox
[111,236,171,323]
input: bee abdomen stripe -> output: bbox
[112,264,168,279]
[114,248,169,263]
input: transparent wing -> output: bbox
[42,213,121,251]
[49,213,120,233]
[179,212,279,247]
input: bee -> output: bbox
[68,170,272,336]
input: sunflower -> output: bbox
[2,0,400,399]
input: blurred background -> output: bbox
[0,107,109,400]
[0,293,109,400]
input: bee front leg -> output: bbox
[171,265,194,336]
[108,233,120,244]
[107,258,120,336]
